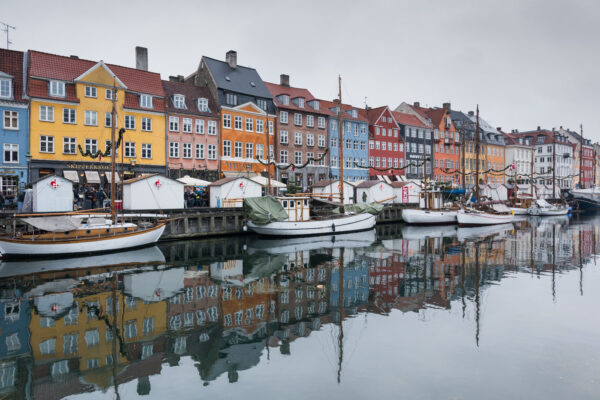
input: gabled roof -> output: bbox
[356,180,391,188]
[423,108,448,128]
[27,50,164,96]
[312,179,352,188]
[202,56,272,99]
[210,176,257,187]
[162,80,218,117]
[391,111,428,128]
[0,48,26,102]
[362,106,388,125]
[317,99,367,122]
[264,82,330,115]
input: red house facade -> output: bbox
[581,143,594,188]
[363,106,404,179]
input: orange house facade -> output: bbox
[426,107,461,183]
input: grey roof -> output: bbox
[202,56,272,99]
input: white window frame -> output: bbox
[63,137,76,155]
[196,143,205,159]
[318,116,325,129]
[198,98,209,112]
[85,111,98,126]
[39,105,54,122]
[196,119,205,134]
[173,94,186,109]
[208,121,217,135]
[3,110,18,129]
[140,95,153,109]
[169,142,180,158]
[142,143,152,159]
[0,78,12,99]
[245,117,254,132]
[49,81,65,97]
[85,138,98,154]
[63,108,76,124]
[223,113,231,128]
[3,143,18,164]
[40,135,54,153]
[280,131,288,144]
[182,118,193,133]
[169,116,179,132]
[294,132,302,145]
[208,144,217,160]
[182,142,192,159]
[124,141,136,158]
[124,115,135,130]
[141,117,152,132]
[85,86,97,98]
[294,113,302,126]
[280,111,288,124]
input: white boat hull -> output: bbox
[457,210,515,226]
[509,207,530,215]
[0,224,165,258]
[247,213,376,237]
[401,209,457,225]
[529,207,569,216]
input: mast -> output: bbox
[111,80,117,224]
[111,272,120,400]
[530,140,535,199]
[474,241,480,347]
[474,106,480,202]
[265,105,272,195]
[552,130,556,200]
[461,122,466,191]
[337,249,344,383]
[337,76,345,208]
[579,124,584,189]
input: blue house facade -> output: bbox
[0,49,29,203]
[321,100,369,182]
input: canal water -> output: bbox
[1,215,599,399]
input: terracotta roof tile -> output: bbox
[316,99,367,122]
[264,82,330,115]
[0,48,26,103]
[28,78,79,103]
[391,111,428,128]
[123,92,166,112]
[162,80,219,117]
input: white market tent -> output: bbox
[355,180,395,204]
[209,176,262,208]
[123,268,184,303]
[123,174,184,210]
[249,175,286,188]
[312,179,355,205]
[391,181,421,204]
[177,175,211,186]
[32,175,73,212]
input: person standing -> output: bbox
[97,188,106,208]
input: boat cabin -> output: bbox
[278,197,310,222]
[419,191,445,210]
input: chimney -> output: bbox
[135,46,148,71]
[560,125,563,129]
[280,74,290,87]
[496,127,502,132]
[70,55,79,59]
[442,102,451,111]
[169,75,185,83]
[537,125,541,131]
[413,101,420,108]
[226,50,237,69]
[468,111,474,116]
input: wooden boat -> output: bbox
[528,199,569,216]
[457,206,515,227]
[401,190,457,225]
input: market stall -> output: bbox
[209,177,262,208]
[355,180,395,204]
[32,175,73,212]
[312,179,354,205]
[123,174,184,210]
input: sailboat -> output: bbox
[457,106,514,227]
[401,189,457,225]
[246,76,378,237]
[0,82,166,259]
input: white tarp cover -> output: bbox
[21,215,82,232]
[249,175,286,188]
[85,171,101,184]
[177,175,211,186]
[492,203,511,213]
[536,198,552,208]
[63,170,79,183]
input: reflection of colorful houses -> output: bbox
[0,294,32,397]
[329,257,369,311]
[367,250,404,314]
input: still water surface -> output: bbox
[1,215,599,399]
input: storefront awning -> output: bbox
[63,170,79,183]
[85,171,101,184]
[105,171,121,183]
[223,171,253,178]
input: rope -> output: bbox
[256,148,329,171]
[78,128,125,159]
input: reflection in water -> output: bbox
[0,218,599,399]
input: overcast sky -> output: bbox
[3,0,599,140]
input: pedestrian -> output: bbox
[0,190,5,210]
[184,190,189,208]
[97,187,106,208]
[84,186,93,209]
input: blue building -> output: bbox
[320,100,369,182]
[0,49,29,203]
[329,253,370,312]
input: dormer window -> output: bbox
[140,95,153,109]
[257,98,267,111]
[280,95,289,105]
[297,98,304,108]
[197,98,209,112]
[50,81,65,97]
[226,93,237,106]
[173,94,186,109]
[351,109,358,118]
[312,100,319,110]
[0,78,12,99]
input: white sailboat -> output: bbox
[246,76,378,237]
[528,199,569,216]
[401,190,457,224]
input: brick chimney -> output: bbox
[280,74,290,87]
[537,125,541,131]
[497,127,502,132]
[468,111,474,116]
[226,50,237,69]
[169,75,184,82]
[413,101,420,107]
[135,46,148,71]
[443,102,451,111]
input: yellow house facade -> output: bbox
[27,50,166,186]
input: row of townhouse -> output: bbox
[0,47,597,200]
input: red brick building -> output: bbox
[362,106,404,179]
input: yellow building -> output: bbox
[27,50,166,185]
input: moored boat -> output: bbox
[401,189,457,225]
[528,199,569,216]
[457,207,515,227]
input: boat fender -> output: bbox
[331,235,336,243]
[332,223,336,232]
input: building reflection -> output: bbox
[0,217,598,397]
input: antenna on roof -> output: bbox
[0,21,15,49]
[364,96,368,109]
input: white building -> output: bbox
[504,133,533,189]
[355,181,394,204]
[209,177,262,208]
[32,175,73,212]
[312,179,355,204]
[123,174,184,210]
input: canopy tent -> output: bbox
[249,175,286,188]
[177,175,211,186]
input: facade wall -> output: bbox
[367,108,404,178]
[0,102,28,198]
[505,145,532,184]
[400,124,433,180]
[485,143,506,184]
[328,117,369,182]
[432,116,460,183]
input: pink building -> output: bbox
[163,78,220,181]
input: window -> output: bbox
[125,142,136,158]
[280,111,288,124]
[63,137,76,154]
[0,78,12,98]
[196,143,205,159]
[169,142,179,158]
[2,110,18,129]
[307,134,314,146]
[85,86,97,98]
[256,144,264,160]
[105,112,112,127]
[105,88,113,99]
[223,140,231,157]
[50,81,65,97]
[39,105,54,122]
[63,333,78,355]
[140,95,153,108]
[331,156,338,167]
[182,118,192,133]
[85,139,97,154]
[360,141,366,150]
[234,142,242,158]
[297,98,305,108]
[142,143,152,159]
[369,141,374,150]
[375,141,380,150]
[39,338,56,355]
[223,114,231,128]
[226,93,237,105]
[173,94,186,109]
[244,142,253,159]
[198,97,208,112]
[295,132,302,145]
[234,116,242,130]
[382,142,386,151]
[245,117,253,132]
[280,150,288,163]
[124,321,138,339]
[183,142,192,158]
[318,116,326,128]
[280,94,290,105]
[280,131,288,144]
[354,140,359,150]
[85,111,98,126]
[169,116,179,131]
[318,135,325,147]
[331,137,337,147]
[257,98,267,110]
[294,113,302,126]
[63,108,76,124]
[307,115,314,127]
[208,121,217,135]
[294,151,302,164]
[85,329,99,347]
[307,152,314,165]
[208,144,216,159]
[195,119,205,134]
[256,119,264,133]
[140,117,152,131]
[40,135,54,153]
[3,144,18,163]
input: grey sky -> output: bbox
[3,0,599,140]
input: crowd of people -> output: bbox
[73,186,112,210]
[184,187,208,208]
